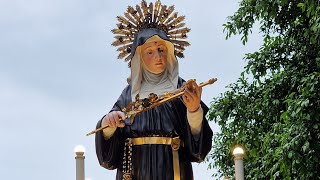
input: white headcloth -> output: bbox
[128,35,179,102]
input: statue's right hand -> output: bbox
[102,111,126,128]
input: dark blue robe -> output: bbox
[95,77,213,180]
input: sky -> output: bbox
[0,0,262,179]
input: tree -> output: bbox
[207,0,320,179]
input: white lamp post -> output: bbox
[74,145,85,180]
[232,146,245,180]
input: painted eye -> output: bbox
[147,51,153,55]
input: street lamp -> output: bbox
[232,145,245,180]
[74,145,85,180]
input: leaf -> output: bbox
[297,3,304,7]
[302,141,310,153]
[301,99,309,107]
[280,111,288,120]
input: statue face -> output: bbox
[141,41,168,74]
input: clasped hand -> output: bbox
[102,111,126,128]
[182,81,202,112]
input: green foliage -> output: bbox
[208,0,320,179]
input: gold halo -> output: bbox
[111,0,190,64]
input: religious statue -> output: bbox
[94,1,214,179]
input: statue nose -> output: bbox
[155,51,161,60]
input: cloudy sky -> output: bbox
[0,0,262,179]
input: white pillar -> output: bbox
[74,145,85,180]
[234,155,244,180]
[232,146,245,180]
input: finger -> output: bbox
[109,111,120,127]
[187,82,195,92]
[185,88,195,101]
[115,111,126,120]
[104,114,112,127]
[182,93,190,104]
[192,82,200,94]
[111,111,123,127]
[102,115,111,127]
[115,111,126,127]
[194,84,202,98]
[113,111,126,127]
[191,85,201,100]
[114,112,123,127]
[108,113,117,127]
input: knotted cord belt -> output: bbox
[123,137,182,180]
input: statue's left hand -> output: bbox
[182,81,202,112]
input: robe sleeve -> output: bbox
[95,118,124,169]
[185,101,213,162]
[176,77,213,162]
[95,86,130,170]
